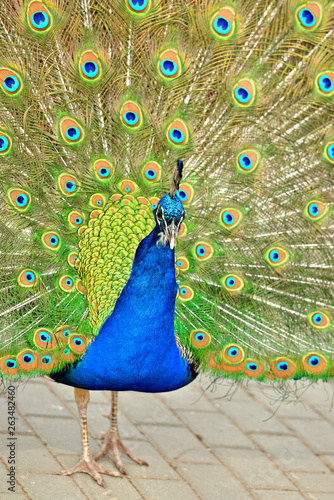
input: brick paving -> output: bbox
[0,376,334,499]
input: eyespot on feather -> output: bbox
[142,161,162,182]
[120,101,143,129]
[303,200,329,222]
[58,173,80,196]
[295,2,324,31]
[68,252,79,267]
[175,256,190,270]
[41,231,61,250]
[222,344,245,364]
[69,334,88,354]
[7,188,31,212]
[232,78,256,106]
[17,350,38,371]
[264,246,289,267]
[308,311,331,329]
[210,7,236,39]
[33,328,57,350]
[38,353,57,372]
[59,117,84,144]
[325,142,334,163]
[68,211,85,229]
[271,357,296,378]
[126,0,151,15]
[94,159,113,180]
[18,269,38,288]
[222,274,244,292]
[236,149,261,174]
[118,179,138,195]
[178,285,194,301]
[245,359,264,378]
[56,325,74,343]
[177,183,193,204]
[0,67,23,95]
[194,242,214,261]
[59,275,76,292]
[158,48,182,79]
[89,193,106,208]
[79,49,101,81]
[0,356,19,376]
[167,119,189,147]
[190,330,211,348]
[303,352,327,375]
[316,71,334,96]
[219,207,243,230]
[27,1,53,32]
[0,131,12,155]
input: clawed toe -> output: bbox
[59,456,122,487]
[95,434,148,474]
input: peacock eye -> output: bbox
[157,207,163,220]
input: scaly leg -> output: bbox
[95,391,148,474]
[59,388,122,487]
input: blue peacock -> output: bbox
[0,0,333,487]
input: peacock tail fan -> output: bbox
[0,0,333,385]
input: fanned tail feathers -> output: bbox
[0,0,333,382]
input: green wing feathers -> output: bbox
[0,0,333,382]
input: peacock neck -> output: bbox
[99,224,178,345]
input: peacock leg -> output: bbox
[95,391,149,474]
[59,388,122,487]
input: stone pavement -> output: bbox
[0,376,334,500]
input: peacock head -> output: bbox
[154,194,185,250]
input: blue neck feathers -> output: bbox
[52,225,196,392]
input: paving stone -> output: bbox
[133,478,199,500]
[283,418,334,455]
[215,448,296,490]
[16,383,72,418]
[288,472,334,493]
[320,455,334,471]
[56,458,143,500]
[252,434,328,472]
[301,382,334,407]
[29,415,100,457]
[118,440,179,479]
[17,472,86,500]
[49,381,110,404]
[140,425,219,464]
[176,463,250,500]
[214,400,292,435]
[177,410,256,449]
[159,385,217,412]
[16,435,61,473]
[314,406,334,426]
[253,490,305,500]
[0,494,28,499]
[0,460,24,494]
[66,399,144,440]
[121,391,181,425]
[306,495,334,500]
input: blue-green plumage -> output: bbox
[52,196,195,392]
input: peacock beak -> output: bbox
[166,220,178,250]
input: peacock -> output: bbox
[0,0,333,488]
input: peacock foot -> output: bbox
[59,455,122,488]
[95,429,148,475]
